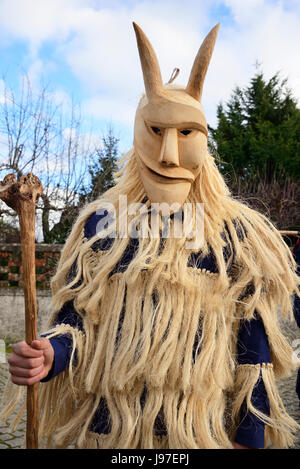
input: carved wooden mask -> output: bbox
[133,22,219,206]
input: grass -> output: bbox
[3,337,18,355]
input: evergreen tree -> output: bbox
[209,72,300,183]
[83,127,119,202]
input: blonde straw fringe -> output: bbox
[232,363,300,448]
[0,382,26,433]
[0,148,299,449]
[78,431,169,449]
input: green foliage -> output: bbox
[0,257,8,266]
[5,340,13,354]
[209,72,300,182]
[44,205,79,244]
[8,280,18,287]
[0,219,20,243]
[82,127,119,203]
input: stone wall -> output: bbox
[0,243,63,289]
[0,288,52,342]
[0,243,63,343]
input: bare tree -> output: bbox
[229,170,300,231]
[0,75,94,243]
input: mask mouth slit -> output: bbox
[148,167,172,179]
[146,165,188,183]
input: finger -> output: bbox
[9,364,44,378]
[31,338,51,350]
[12,341,43,358]
[11,368,47,386]
[8,354,44,369]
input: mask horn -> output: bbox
[133,22,163,98]
[185,24,220,101]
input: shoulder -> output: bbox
[84,209,116,239]
[84,210,108,240]
[83,210,115,251]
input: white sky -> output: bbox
[0,0,299,151]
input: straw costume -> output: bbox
[293,239,300,408]
[1,23,300,449]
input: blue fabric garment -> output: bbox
[42,211,271,448]
[41,300,82,381]
[234,314,270,448]
[237,314,271,365]
[293,242,300,328]
[293,242,300,405]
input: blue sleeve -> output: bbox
[41,335,73,382]
[41,300,83,382]
[293,243,300,404]
[84,209,114,252]
[296,369,300,406]
[41,211,109,382]
[293,243,300,328]
[234,314,271,448]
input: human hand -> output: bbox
[8,338,54,385]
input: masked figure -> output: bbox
[2,23,300,449]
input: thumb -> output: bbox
[31,338,51,350]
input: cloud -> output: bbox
[62,2,209,94]
[0,0,299,137]
[198,0,300,124]
[0,0,89,55]
[220,0,300,97]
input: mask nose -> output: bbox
[158,128,179,167]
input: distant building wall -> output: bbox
[0,243,63,342]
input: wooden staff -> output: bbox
[279,231,300,236]
[0,172,43,449]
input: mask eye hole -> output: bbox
[180,129,192,136]
[151,126,162,136]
